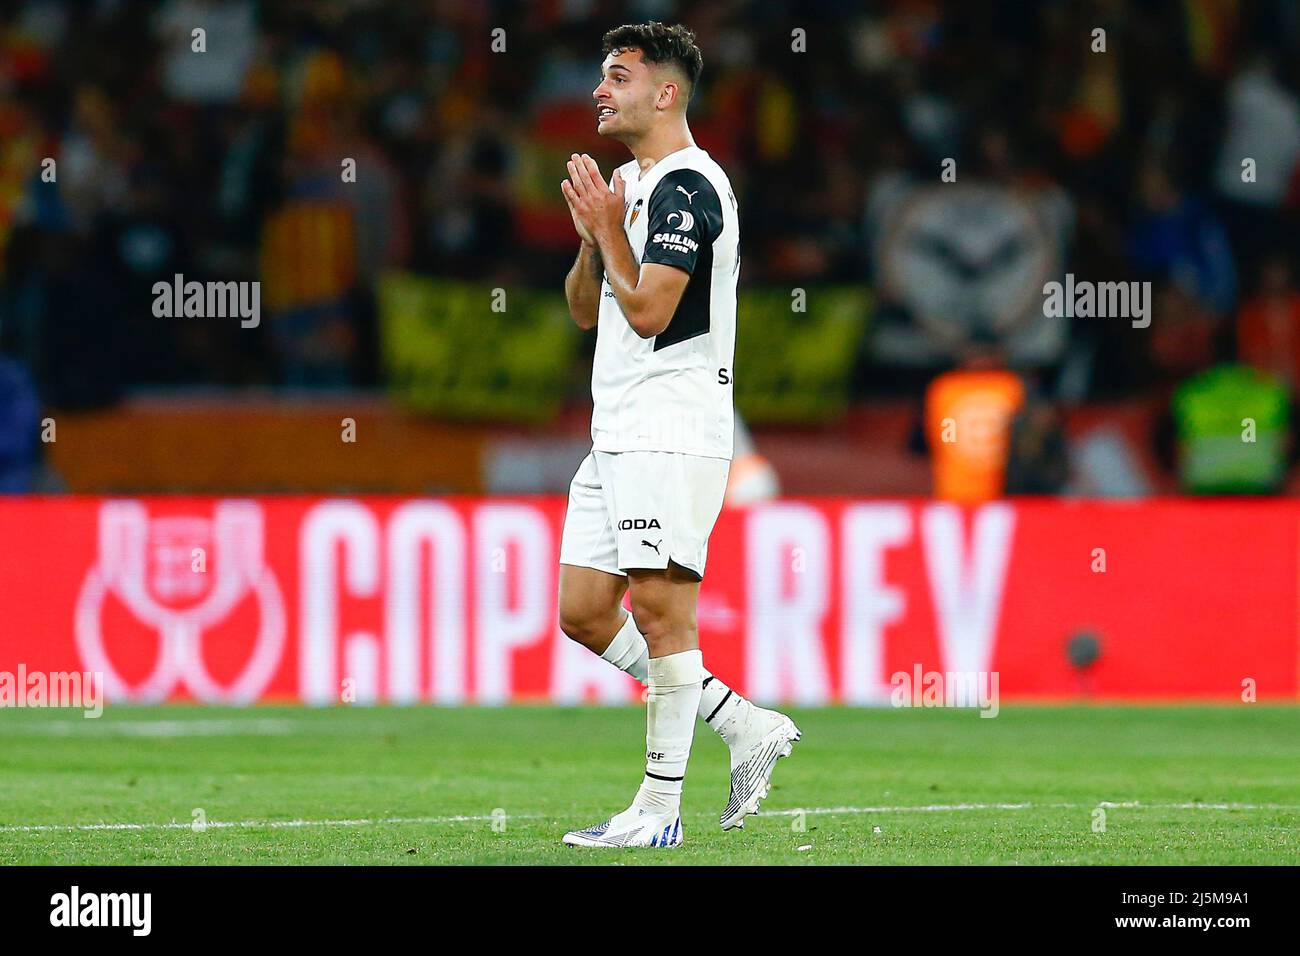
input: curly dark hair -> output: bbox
[601,22,703,101]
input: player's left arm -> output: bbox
[568,155,719,339]
[597,236,688,339]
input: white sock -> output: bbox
[600,614,746,741]
[599,613,650,680]
[634,649,703,814]
[699,672,746,743]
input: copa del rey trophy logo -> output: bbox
[74,501,286,703]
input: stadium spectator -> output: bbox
[1004,396,1071,496]
[258,52,364,387]
[1147,281,1221,385]
[421,111,515,281]
[1213,54,1300,278]
[1160,363,1292,495]
[1237,253,1300,393]
[153,0,258,106]
[0,355,39,492]
[921,335,1026,503]
[1127,156,1236,318]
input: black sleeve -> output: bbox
[641,168,723,276]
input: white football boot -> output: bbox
[562,805,684,848]
[719,704,802,830]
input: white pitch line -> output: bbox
[767,803,1037,815]
[6,719,299,737]
[0,813,543,834]
[4,801,1296,835]
[773,801,1300,815]
[1096,801,1300,811]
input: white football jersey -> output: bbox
[590,145,739,460]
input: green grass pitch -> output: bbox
[1,704,1296,865]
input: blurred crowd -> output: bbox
[1,0,1300,496]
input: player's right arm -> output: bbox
[564,239,603,331]
[562,163,604,331]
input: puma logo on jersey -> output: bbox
[642,539,662,554]
[676,185,699,203]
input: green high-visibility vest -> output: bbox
[1172,364,1288,493]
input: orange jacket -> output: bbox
[924,369,1026,502]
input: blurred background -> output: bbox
[5,5,1299,864]
[2,0,1300,710]
[1,0,1299,501]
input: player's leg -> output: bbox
[556,451,651,680]
[561,560,753,723]
[563,562,701,849]
[557,563,628,656]
[555,560,763,749]
[624,562,705,824]
[561,451,797,846]
[621,558,800,832]
[556,449,631,654]
[563,452,702,847]
[559,453,676,847]
[557,449,734,716]
[625,451,798,832]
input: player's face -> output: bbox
[594,49,659,138]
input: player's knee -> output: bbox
[628,599,688,653]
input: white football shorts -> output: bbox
[559,450,731,580]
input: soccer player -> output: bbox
[556,22,800,848]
